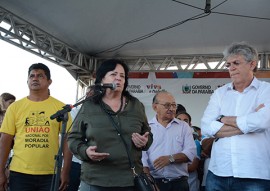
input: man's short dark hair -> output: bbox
[192,125,200,131]
[0,93,16,102]
[28,63,51,80]
[176,104,186,114]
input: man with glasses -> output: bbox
[201,42,270,191]
[142,91,196,191]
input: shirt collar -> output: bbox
[149,116,179,125]
[227,77,259,91]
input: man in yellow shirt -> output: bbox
[0,63,72,191]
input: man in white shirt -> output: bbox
[201,42,270,191]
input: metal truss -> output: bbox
[105,55,228,72]
[1,6,269,88]
[0,6,95,84]
[101,53,270,73]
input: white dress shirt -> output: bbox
[201,77,270,180]
[142,117,196,179]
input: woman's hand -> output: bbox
[86,146,110,161]
[132,132,149,148]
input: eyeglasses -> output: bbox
[156,103,177,109]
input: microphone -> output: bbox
[94,83,116,90]
[50,104,74,120]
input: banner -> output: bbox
[128,71,270,127]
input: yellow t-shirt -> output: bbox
[0,96,72,175]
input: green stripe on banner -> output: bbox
[176,72,194,78]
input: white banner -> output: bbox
[128,72,270,127]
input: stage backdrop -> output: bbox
[128,71,270,127]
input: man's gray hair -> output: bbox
[223,42,258,71]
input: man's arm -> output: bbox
[153,124,196,170]
[214,117,243,138]
[0,133,14,191]
[219,116,238,128]
[214,125,243,138]
[152,153,190,170]
[188,157,200,173]
[215,104,265,138]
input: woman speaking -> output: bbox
[68,59,153,191]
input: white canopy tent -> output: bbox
[1,0,270,78]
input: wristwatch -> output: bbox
[217,115,225,122]
[169,155,175,163]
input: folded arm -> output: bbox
[214,124,243,138]
[215,104,265,138]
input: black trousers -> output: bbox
[155,177,189,191]
[9,171,53,191]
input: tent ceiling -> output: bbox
[1,0,270,56]
[1,0,270,83]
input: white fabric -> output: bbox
[72,155,82,164]
[201,77,270,180]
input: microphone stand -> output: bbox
[49,89,103,191]
[49,111,68,191]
